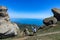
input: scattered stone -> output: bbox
[38,25,46,30]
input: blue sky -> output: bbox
[0,0,60,19]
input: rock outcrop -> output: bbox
[43,17,57,26]
[24,28,34,36]
[52,8,60,21]
[0,6,20,38]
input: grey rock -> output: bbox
[0,6,20,38]
[43,17,57,26]
[52,8,60,21]
[24,28,34,36]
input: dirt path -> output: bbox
[13,36,29,40]
[37,31,60,36]
[13,31,60,40]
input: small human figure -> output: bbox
[32,26,37,33]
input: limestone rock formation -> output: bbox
[24,28,34,36]
[43,17,57,26]
[52,8,60,21]
[0,6,20,38]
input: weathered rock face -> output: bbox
[43,17,57,26]
[52,8,60,21]
[0,6,20,38]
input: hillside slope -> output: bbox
[26,21,60,40]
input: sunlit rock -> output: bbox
[52,8,60,21]
[0,6,20,38]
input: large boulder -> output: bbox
[0,6,20,38]
[43,17,57,26]
[52,8,60,21]
[24,28,34,36]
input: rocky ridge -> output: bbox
[43,8,60,26]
